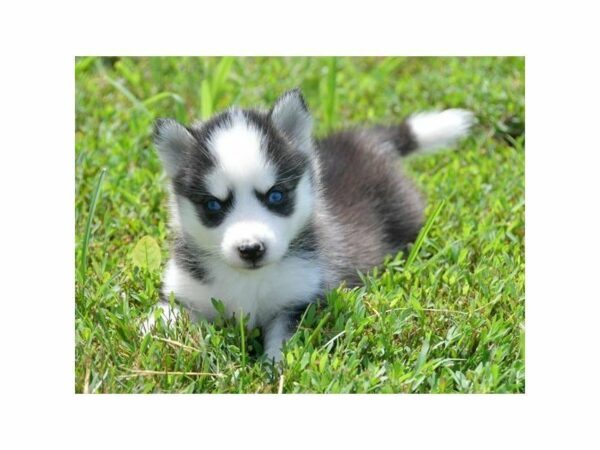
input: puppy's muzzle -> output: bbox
[237,241,266,263]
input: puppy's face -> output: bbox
[155,90,315,270]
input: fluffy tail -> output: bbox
[387,109,475,156]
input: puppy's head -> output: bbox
[154,89,316,270]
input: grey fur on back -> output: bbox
[313,125,424,287]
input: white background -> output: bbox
[0,0,598,448]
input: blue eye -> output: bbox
[206,199,222,211]
[267,190,284,204]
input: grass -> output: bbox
[75,56,524,393]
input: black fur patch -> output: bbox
[244,110,309,189]
[254,185,296,216]
[265,300,319,342]
[247,108,309,218]
[287,223,319,256]
[172,234,210,281]
[170,113,239,228]
[371,122,419,156]
[170,130,218,226]
[283,302,313,330]
[198,191,235,228]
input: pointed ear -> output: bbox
[153,118,195,177]
[270,89,313,154]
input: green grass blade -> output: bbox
[95,59,147,113]
[75,56,97,75]
[211,57,234,97]
[200,79,213,120]
[324,57,338,131]
[79,168,106,283]
[406,200,446,268]
[240,313,246,369]
[142,92,185,108]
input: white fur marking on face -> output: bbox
[220,211,277,267]
[408,109,475,152]
[176,196,220,253]
[175,159,315,270]
[218,172,315,268]
[205,113,276,196]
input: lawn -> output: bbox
[75,56,524,393]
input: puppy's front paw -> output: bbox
[139,302,181,335]
[263,347,284,365]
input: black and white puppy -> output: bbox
[145,89,473,361]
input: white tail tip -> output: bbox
[407,109,475,152]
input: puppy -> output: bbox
[146,89,473,361]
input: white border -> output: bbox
[2,0,599,448]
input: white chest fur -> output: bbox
[162,256,323,328]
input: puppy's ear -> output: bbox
[153,118,195,177]
[270,89,313,154]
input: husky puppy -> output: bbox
[146,89,473,361]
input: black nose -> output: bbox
[238,241,265,262]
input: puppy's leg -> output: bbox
[263,314,294,363]
[263,304,312,363]
[140,301,182,334]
